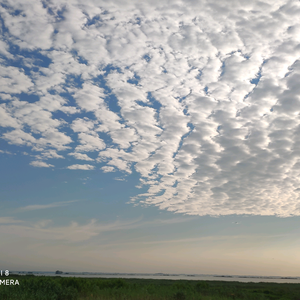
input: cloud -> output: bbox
[67,164,95,170]
[18,200,78,211]
[71,118,96,133]
[0,217,24,224]
[1,0,300,216]
[34,150,64,160]
[0,0,54,50]
[75,132,106,152]
[68,152,94,161]
[30,161,54,168]
[115,233,289,247]
[0,216,144,242]
[0,66,33,94]
[114,177,126,181]
[3,129,36,146]
[0,105,21,128]
[101,166,115,173]
[0,150,13,155]
[0,215,197,243]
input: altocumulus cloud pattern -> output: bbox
[1,0,300,217]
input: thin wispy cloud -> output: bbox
[0,215,197,243]
[0,217,24,224]
[18,200,79,211]
[0,216,144,242]
[0,150,13,155]
[95,233,292,248]
[1,0,300,217]
[149,216,198,225]
[114,177,126,181]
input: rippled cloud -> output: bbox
[1,0,300,216]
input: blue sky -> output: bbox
[1,0,300,276]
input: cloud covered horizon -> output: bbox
[1,0,300,216]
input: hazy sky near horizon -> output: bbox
[1,0,300,276]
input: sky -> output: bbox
[0,0,300,276]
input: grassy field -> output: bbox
[0,274,300,300]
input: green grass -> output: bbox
[1,274,300,300]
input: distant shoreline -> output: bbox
[10,271,300,283]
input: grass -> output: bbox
[0,274,300,300]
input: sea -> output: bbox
[11,271,300,284]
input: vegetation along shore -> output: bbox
[0,274,300,299]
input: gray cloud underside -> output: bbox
[1,0,300,216]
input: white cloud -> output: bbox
[0,105,20,128]
[0,66,33,94]
[101,166,115,173]
[0,40,13,59]
[3,129,36,146]
[0,0,54,50]
[74,83,106,112]
[2,0,300,216]
[30,161,54,168]
[67,164,95,170]
[10,100,62,134]
[39,129,73,151]
[35,150,64,160]
[68,152,94,161]
[37,94,67,112]
[71,118,96,133]
[0,93,13,100]
[59,106,81,115]
[75,132,106,152]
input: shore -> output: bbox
[2,274,300,299]
[10,271,300,284]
